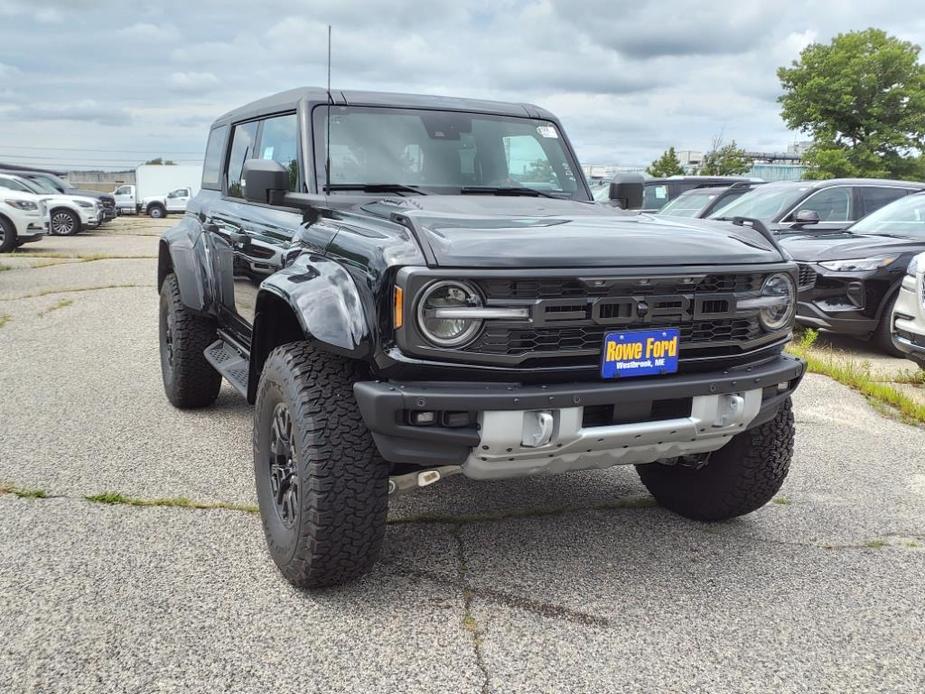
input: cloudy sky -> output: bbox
[2,0,925,171]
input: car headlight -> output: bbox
[818,255,898,272]
[75,200,94,208]
[416,280,484,347]
[906,255,920,276]
[4,199,38,210]
[741,272,796,331]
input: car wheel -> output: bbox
[254,342,389,589]
[148,205,166,219]
[50,209,81,236]
[0,217,16,253]
[874,293,905,357]
[635,398,794,521]
[158,273,222,408]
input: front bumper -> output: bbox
[892,275,925,362]
[355,354,805,478]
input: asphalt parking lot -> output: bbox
[1,217,924,693]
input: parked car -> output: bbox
[657,181,764,219]
[598,175,759,211]
[780,192,925,355]
[138,187,194,218]
[158,87,804,588]
[710,178,925,234]
[892,252,925,369]
[112,163,203,215]
[0,173,102,236]
[0,190,47,252]
[1,170,117,222]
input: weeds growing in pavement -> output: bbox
[788,328,925,425]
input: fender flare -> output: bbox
[157,220,211,312]
[255,252,373,357]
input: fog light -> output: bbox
[410,411,436,426]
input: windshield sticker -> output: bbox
[536,125,558,139]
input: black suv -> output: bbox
[710,178,925,233]
[158,88,805,588]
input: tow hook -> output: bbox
[388,465,462,495]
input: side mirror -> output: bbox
[243,159,289,205]
[792,209,820,227]
[607,173,645,210]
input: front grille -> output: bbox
[470,319,761,357]
[797,263,816,289]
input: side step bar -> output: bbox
[204,339,248,396]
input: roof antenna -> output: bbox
[325,24,332,195]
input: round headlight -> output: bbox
[416,280,483,347]
[759,272,796,331]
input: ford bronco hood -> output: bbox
[361,197,782,267]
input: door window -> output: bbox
[793,187,851,222]
[858,187,908,217]
[226,121,258,198]
[202,125,228,191]
[257,113,300,192]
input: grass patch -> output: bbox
[38,298,73,316]
[6,283,150,301]
[84,491,258,514]
[0,483,48,499]
[788,329,925,425]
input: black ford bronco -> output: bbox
[158,88,805,588]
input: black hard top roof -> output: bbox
[213,87,558,127]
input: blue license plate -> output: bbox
[600,328,680,379]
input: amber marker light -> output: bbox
[393,286,404,329]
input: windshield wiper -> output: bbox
[324,183,427,195]
[460,186,556,198]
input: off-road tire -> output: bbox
[874,293,904,357]
[158,273,222,408]
[254,343,389,589]
[635,398,794,521]
[148,204,166,219]
[49,208,81,236]
[0,216,16,253]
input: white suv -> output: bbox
[0,173,101,236]
[0,190,47,252]
[892,252,925,369]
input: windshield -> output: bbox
[658,189,719,217]
[850,193,925,237]
[25,176,60,194]
[710,185,808,221]
[0,176,40,194]
[312,106,585,199]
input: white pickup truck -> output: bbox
[112,163,202,217]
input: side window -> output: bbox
[201,125,228,191]
[795,187,851,222]
[859,187,908,217]
[257,113,300,192]
[226,121,258,198]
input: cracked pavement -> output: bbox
[1,218,924,693]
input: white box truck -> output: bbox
[113,164,203,217]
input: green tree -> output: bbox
[698,139,751,176]
[144,157,177,165]
[646,147,685,177]
[778,28,925,180]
